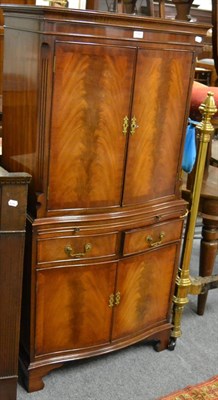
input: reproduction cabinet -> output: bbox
[1,5,209,392]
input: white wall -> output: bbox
[193,0,212,10]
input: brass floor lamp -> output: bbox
[170,92,218,349]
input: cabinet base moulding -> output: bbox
[19,325,172,393]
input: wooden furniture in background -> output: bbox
[141,0,155,16]
[182,156,218,316]
[1,5,209,393]
[141,1,212,23]
[197,166,218,315]
[0,0,35,98]
[196,61,217,86]
[183,82,218,317]
[0,94,2,160]
[212,0,218,76]
[0,0,35,161]
[172,0,194,21]
[0,167,30,400]
[194,1,218,87]
[195,67,212,86]
[0,0,5,97]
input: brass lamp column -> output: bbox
[170,92,217,347]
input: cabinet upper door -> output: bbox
[122,48,194,206]
[48,42,136,211]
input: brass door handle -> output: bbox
[64,243,92,258]
[108,294,115,307]
[130,116,139,136]
[108,292,121,307]
[114,291,121,305]
[146,232,165,248]
[123,116,129,135]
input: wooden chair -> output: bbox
[196,60,218,87]
[190,2,218,315]
[197,165,218,315]
[188,3,218,313]
[195,0,218,87]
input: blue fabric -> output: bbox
[182,119,197,173]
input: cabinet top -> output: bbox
[0,5,210,49]
[1,5,210,35]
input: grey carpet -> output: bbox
[17,229,218,400]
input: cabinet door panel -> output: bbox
[48,42,135,211]
[123,49,193,205]
[35,262,117,355]
[112,245,178,340]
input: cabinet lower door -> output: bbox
[112,245,179,340]
[35,262,117,356]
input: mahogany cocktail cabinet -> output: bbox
[1,5,208,392]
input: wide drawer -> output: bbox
[123,219,183,256]
[37,232,118,264]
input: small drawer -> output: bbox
[123,219,183,256]
[37,232,118,264]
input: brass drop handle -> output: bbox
[180,209,189,219]
[130,116,139,136]
[64,243,92,258]
[146,232,165,248]
[123,116,129,136]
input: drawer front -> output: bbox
[37,232,118,264]
[123,219,183,256]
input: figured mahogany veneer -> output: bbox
[1,6,209,393]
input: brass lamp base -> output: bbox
[171,92,217,343]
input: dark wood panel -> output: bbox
[0,167,30,400]
[0,377,17,400]
[0,1,35,98]
[2,28,40,179]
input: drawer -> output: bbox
[123,219,183,256]
[37,232,118,264]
